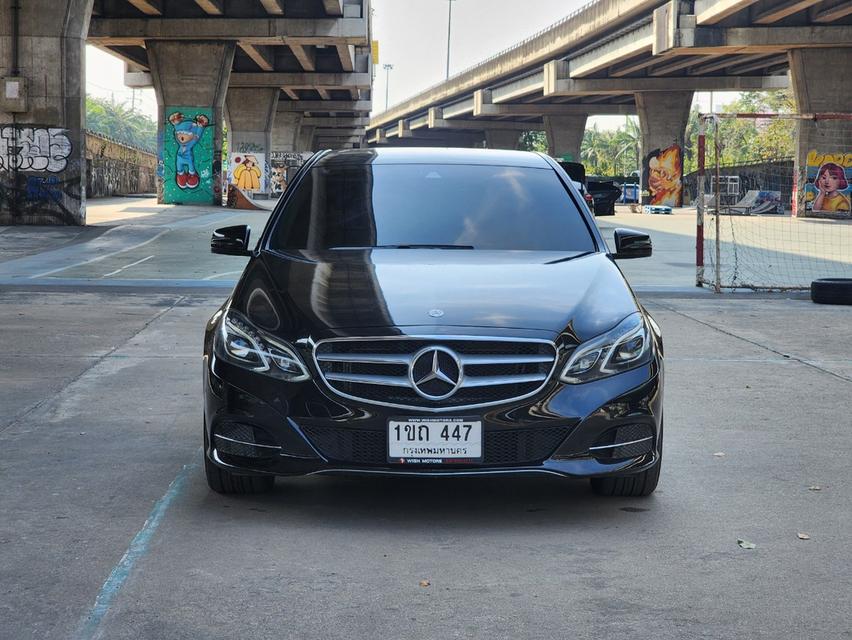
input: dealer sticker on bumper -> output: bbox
[388,418,482,463]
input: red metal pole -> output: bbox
[696,117,705,286]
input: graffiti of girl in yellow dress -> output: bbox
[232,155,262,192]
[812,162,851,213]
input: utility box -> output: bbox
[1,77,28,113]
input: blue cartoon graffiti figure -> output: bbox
[168,111,209,189]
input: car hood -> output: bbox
[256,249,640,342]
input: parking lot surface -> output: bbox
[1,202,850,639]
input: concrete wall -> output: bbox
[85,132,156,198]
[684,159,794,208]
[0,0,93,225]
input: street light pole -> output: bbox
[446,0,456,79]
[383,63,394,111]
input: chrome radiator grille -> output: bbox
[313,336,558,411]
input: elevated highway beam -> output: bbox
[278,101,372,114]
[543,61,790,95]
[87,17,368,47]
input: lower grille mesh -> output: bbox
[301,425,573,466]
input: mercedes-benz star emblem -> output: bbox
[428,309,444,318]
[409,346,463,400]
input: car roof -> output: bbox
[314,147,553,168]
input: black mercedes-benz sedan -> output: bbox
[203,148,663,497]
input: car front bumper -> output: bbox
[203,352,663,480]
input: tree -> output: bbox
[518,131,548,153]
[85,95,157,152]
[580,119,641,177]
[685,89,796,173]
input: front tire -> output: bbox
[590,427,662,497]
[204,431,275,495]
[589,456,661,497]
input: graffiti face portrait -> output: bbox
[645,144,682,207]
[812,161,851,213]
[816,163,847,195]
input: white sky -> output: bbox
[85,0,739,130]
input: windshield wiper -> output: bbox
[545,250,595,265]
[375,244,475,250]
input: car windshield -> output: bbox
[270,163,596,252]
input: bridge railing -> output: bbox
[380,0,600,115]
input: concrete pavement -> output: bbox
[1,289,849,639]
[1,199,850,639]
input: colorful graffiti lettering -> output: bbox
[25,175,63,203]
[235,142,264,153]
[0,175,81,224]
[644,144,682,207]
[806,150,852,168]
[162,107,214,204]
[0,126,72,172]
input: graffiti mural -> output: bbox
[269,151,311,196]
[644,144,682,207]
[0,126,72,172]
[0,123,81,224]
[804,150,851,216]
[162,107,214,204]
[229,153,265,193]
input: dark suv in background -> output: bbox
[204,148,663,497]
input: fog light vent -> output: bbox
[590,423,654,459]
[214,422,280,459]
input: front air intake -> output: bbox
[213,422,281,459]
[589,423,655,460]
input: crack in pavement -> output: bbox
[0,295,187,435]
[648,300,852,385]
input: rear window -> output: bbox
[270,163,595,252]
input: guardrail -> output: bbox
[378,0,602,115]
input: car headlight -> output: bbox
[214,309,310,382]
[560,313,652,384]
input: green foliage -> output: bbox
[533,90,798,178]
[518,131,548,153]
[85,95,157,153]
[685,89,796,174]
[580,116,640,177]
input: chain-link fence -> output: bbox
[697,113,852,291]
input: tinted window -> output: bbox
[271,163,595,252]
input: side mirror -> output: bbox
[612,228,652,259]
[211,225,251,256]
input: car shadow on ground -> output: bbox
[196,470,663,533]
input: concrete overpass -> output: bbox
[0,0,372,224]
[367,0,852,206]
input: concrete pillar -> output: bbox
[272,113,303,153]
[484,130,520,150]
[789,48,852,218]
[545,114,588,162]
[298,126,316,152]
[225,88,278,195]
[0,0,92,225]
[636,91,693,207]
[147,40,235,205]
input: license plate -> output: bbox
[388,418,482,464]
